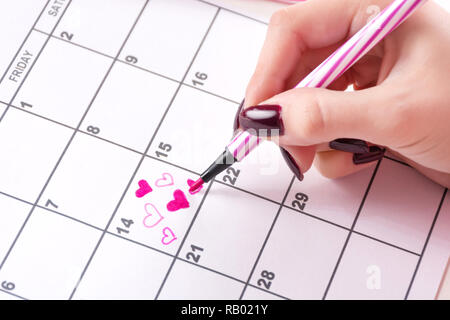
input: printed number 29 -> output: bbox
[292,192,308,211]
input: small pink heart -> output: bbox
[161,227,177,245]
[135,179,152,198]
[187,179,203,195]
[155,173,174,188]
[167,189,190,212]
[143,203,164,228]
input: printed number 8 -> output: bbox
[87,126,100,135]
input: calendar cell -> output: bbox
[356,159,444,253]
[34,0,71,34]
[242,286,284,300]
[53,0,146,56]
[39,133,140,228]
[0,195,31,264]
[73,234,172,300]
[120,0,217,81]
[13,38,111,127]
[149,85,238,173]
[286,165,375,228]
[216,141,293,203]
[0,108,72,202]
[81,62,178,152]
[0,0,47,82]
[326,233,418,299]
[407,190,449,299]
[0,207,100,299]
[185,9,266,102]
[250,206,348,299]
[0,31,47,103]
[109,157,206,256]
[158,259,243,299]
[180,183,279,281]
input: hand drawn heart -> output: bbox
[155,173,174,188]
[135,179,152,198]
[143,203,164,228]
[167,189,190,212]
[161,227,177,245]
[187,179,203,195]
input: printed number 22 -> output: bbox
[222,168,240,186]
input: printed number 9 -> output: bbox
[125,55,138,64]
[1,281,15,291]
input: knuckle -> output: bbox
[269,8,291,28]
[296,92,326,139]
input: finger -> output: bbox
[245,0,361,107]
[314,150,377,179]
[280,145,316,180]
[239,83,402,147]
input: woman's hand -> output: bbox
[236,0,450,187]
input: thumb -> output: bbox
[239,84,400,147]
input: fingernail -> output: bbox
[239,104,284,136]
[233,99,245,133]
[353,146,385,165]
[280,148,303,181]
[330,138,370,153]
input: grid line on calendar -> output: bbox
[404,188,448,299]
[32,28,241,105]
[322,159,382,299]
[239,176,296,299]
[69,5,222,300]
[0,0,75,270]
[0,0,72,123]
[0,0,446,301]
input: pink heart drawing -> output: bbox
[187,179,203,195]
[135,179,152,198]
[167,189,190,212]
[143,203,164,228]
[161,227,177,245]
[155,173,174,188]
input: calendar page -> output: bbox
[0,0,448,300]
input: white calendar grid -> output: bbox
[0,0,448,300]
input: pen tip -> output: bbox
[189,178,204,193]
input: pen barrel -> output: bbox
[228,0,427,163]
[298,0,428,89]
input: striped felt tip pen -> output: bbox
[189,0,428,193]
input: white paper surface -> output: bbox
[0,0,448,300]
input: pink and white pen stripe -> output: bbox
[228,0,428,162]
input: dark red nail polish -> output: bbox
[280,148,303,181]
[233,99,245,133]
[239,104,284,136]
[353,146,385,165]
[330,138,370,153]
